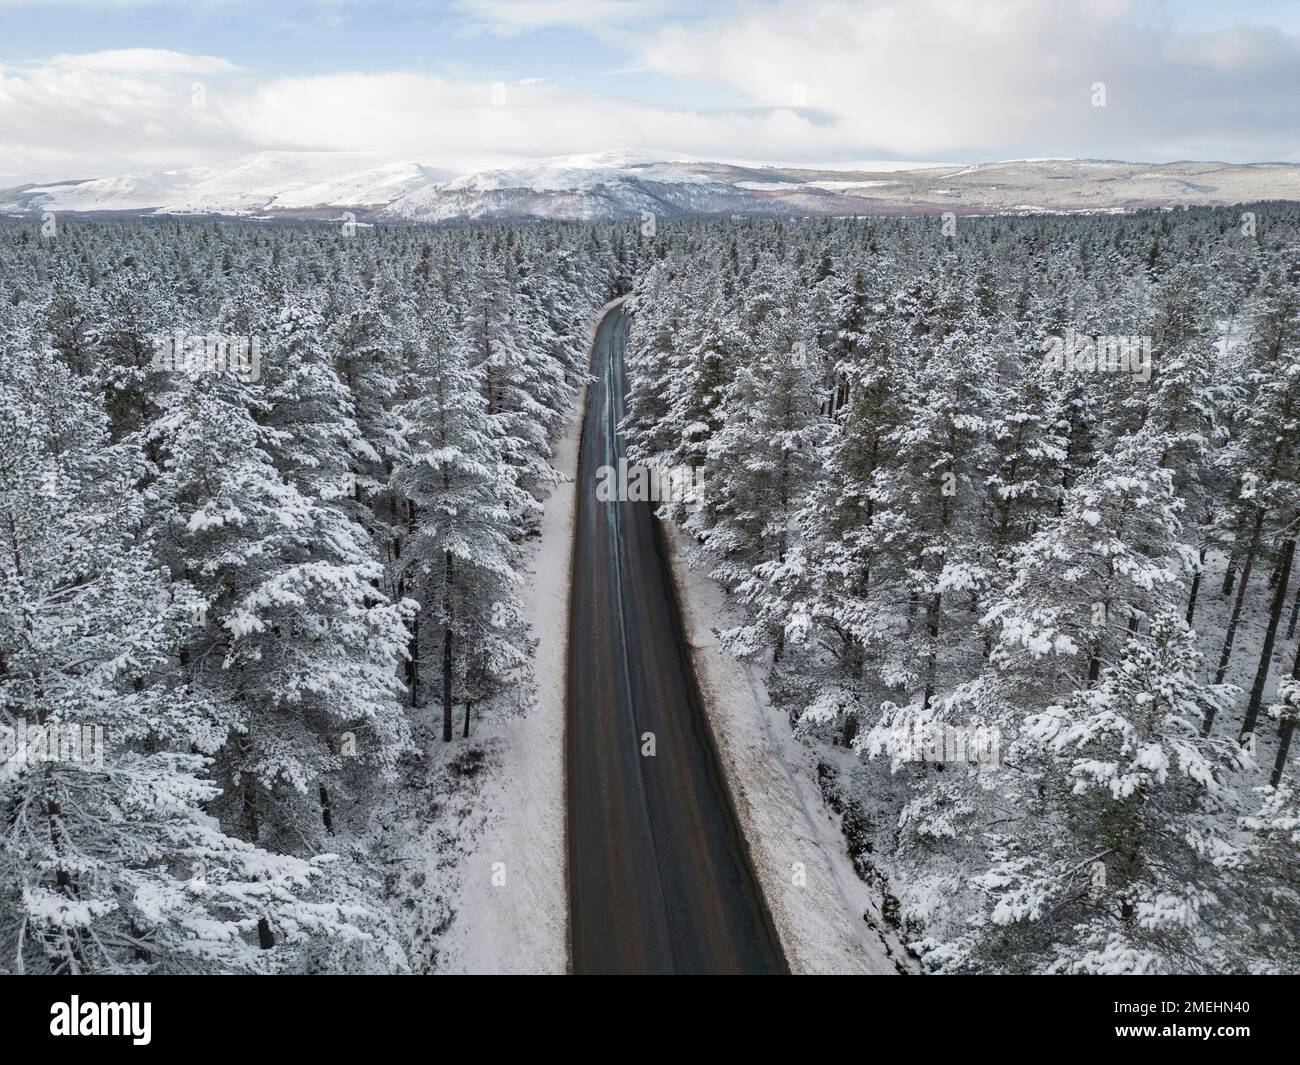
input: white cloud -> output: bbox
[2,1,1299,185]
[48,48,241,74]
[0,0,230,7]
[217,68,850,162]
[632,0,1300,161]
[0,52,853,182]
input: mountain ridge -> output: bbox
[4,151,1298,222]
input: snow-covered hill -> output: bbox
[3,151,1298,221]
[382,151,756,223]
[0,168,207,214]
[0,153,454,216]
[268,161,452,211]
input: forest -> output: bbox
[2,203,1297,975]
[0,217,626,972]
[621,205,1300,974]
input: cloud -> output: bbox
[48,49,242,74]
[217,68,850,162]
[632,0,1300,161]
[2,1,1299,184]
[0,0,231,7]
[0,53,249,181]
[0,49,852,181]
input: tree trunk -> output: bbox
[1220,508,1249,596]
[1287,578,1300,641]
[243,780,260,841]
[319,783,334,835]
[1087,644,1102,687]
[923,592,941,710]
[1212,507,1266,698]
[1221,559,1238,597]
[46,790,71,890]
[406,499,419,706]
[442,550,455,743]
[462,697,473,739]
[1270,639,1300,788]
[1242,537,1295,738]
[408,612,420,707]
[1186,544,1207,624]
[236,728,261,840]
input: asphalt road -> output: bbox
[566,302,788,975]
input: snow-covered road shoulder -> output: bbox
[661,523,908,975]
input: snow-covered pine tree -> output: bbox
[0,343,395,974]
[395,293,531,742]
[956,613,1241,974]
[706,270,825,662]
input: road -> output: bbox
[566,302,788,974]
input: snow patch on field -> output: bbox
[661,524,911,975]
[734,181,807,191]
[808,180,899,190]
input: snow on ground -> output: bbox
[1190,549,1294,765]
[661,523,913,975]
[429,424,577,972]
[734,181,808,191]
[271,162,446,208]
[808,180,900,190]
[443,154,712,193]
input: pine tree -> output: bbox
[969,614,1241,974]
[395,296,531,742]
[706,278,824,660]
[0,344,390,974]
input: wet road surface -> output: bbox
[565,302,787,975]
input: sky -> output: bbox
[2,0,1299,184]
